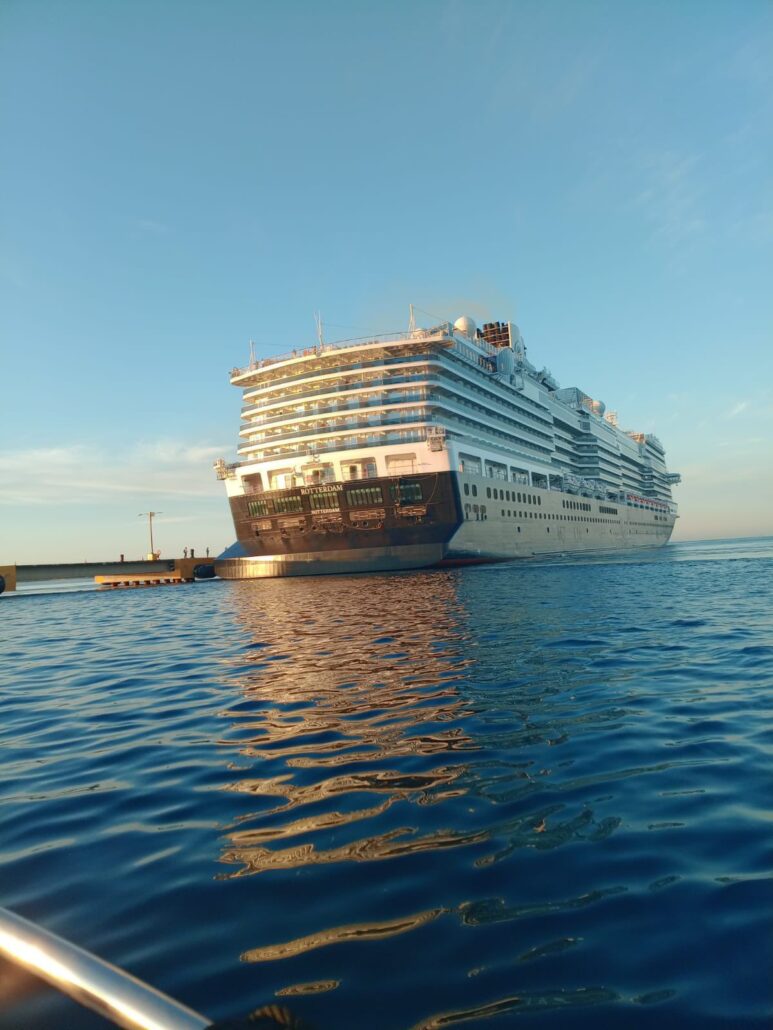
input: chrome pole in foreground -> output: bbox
[0,906,210,1030]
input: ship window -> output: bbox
[391,482,422,503]
[472,485,477,497]
[485,460,508,480]
[345,485,384,506]
[486,487,491,498]
[248,498,274,517]
[459,452,482,475]
[274,494,303,514]
[309,490,340,511]
[386,453,417,475]
[464,483,470,495]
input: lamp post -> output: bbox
[138,511,162,559]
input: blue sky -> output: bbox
[1,0,771,562]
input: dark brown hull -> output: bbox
[227,471,462,571]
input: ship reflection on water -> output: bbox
[218,572,480,889]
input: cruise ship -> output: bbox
[214,313,681,577]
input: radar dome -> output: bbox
[453,315,477,339]
[591,399,606,416]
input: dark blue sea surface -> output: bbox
[1,538,771,1028]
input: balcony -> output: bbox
[241,391,428,431]
[237,429,428,465]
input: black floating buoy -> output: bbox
[193,564,216,580]
[0,575,5,595]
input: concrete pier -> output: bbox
[0,559,215,593]
[16,560,178,583]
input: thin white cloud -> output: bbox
[0,439,228,506]
[633,151,706,249]
[130,440,229,465]
[726,400,750,418]
[135,217,170,235]
[0,445,96,472]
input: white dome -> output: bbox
[453,315,477,339]
[591,399,606,416]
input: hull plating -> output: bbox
[221,471,674,578]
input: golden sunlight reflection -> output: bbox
[241,907,446,963]
[218,572,480,884]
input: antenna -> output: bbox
[249,339,256,367]
[408,303,416,333]
[314,311,324,349]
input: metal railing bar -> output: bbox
[0,906,210,1030]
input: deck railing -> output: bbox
[230,325,454,381]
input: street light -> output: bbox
[138,511,163,558]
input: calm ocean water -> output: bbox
[1,538,771,1029]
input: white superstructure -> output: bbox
[216,313,680,577]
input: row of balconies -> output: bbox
[245,429,428,464]
[239,412,433,453]
[241,371,430,415]
[242,390,428,430]
[240,352,432,402]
